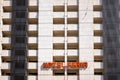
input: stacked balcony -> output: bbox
[93,0,104,77]
[1,0,38,80]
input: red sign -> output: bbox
[43,62,88,69]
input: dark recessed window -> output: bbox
[16,0,25,6]
[15,36,25,43]
[53,70,65,75]
[15,76,25,80]
[15,62,25,69]
[108,75,118,80]
[16,12,26,18]
[15,50,25,56]
[16,24,26,31]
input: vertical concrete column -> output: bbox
[38,0,53,80]
[64,0,68,80]
[78,0,94,80]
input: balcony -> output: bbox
[93,5,103,11]
[94,68,104,75]
[68,76,78,80]
[53,37,78,43]
[94,56,103,62]
[53,12,78,18]
[0,76,10,80]
[94,37,103,43]
[2,37,37,44]
[53,30,64,37]
[2,43,38,50]
[29,0,38,6]
[3,12,38,19]
[53,37,64,43]
[94,0,102,5]
[68,37,78,43]
[53,24,78,31]
[53,76,78,80]
[53,50,64,56]
[2,12,38,24]
[53,18,65,24]
[1,50,37,57]
[94,30,103,36]
[1,62,37,69]
[1,76,37,80]
[53,12,64,18]
[94,75,103,80]
[94,24,103,30]
[94,49,103,56]
[67,5,78,12]
[68,24,78,30]
[67,18,78,24]
[94,12,103,17]
[67,50,78,56]
[94,62,103,68]
[94,43,103,49]
[2,31,38,37]
[53,50,78,56]
[94,18,103,24]
[28,63,37,69]
[3,0,38,12]
[53,25,64,30]
[67,30,79,37]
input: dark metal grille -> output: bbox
[103,0,120,80]
[11,0,28,80]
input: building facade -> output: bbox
[0,0,119,80]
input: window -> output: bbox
[15,36,25,43]
[16,24,26,31]
[108,75,118,80]
[16,12,26,18]
[15,62,25,69]
[67,56,79,62]
[53,43,65,49]
[15,50,25,56]
[53,69,65,75]
[67,69,79,75]
[16,0,25,6]
[67,5,78,12]
[67,43,79,49]
[53,6,64,12]
[53,31,65,37]
[53,56,64,62]
[107,61,117,68]
[15,76,25,80]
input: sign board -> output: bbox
[43,62,88,69]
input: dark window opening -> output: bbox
[54,72,65,75]
[15,62,25,69]
[67,69,79,75]
[53,70,65,75]
[2,71,10,76]
[108,75,118,80]
[107,61,117,68]
[28,73,38,75]
[16,12,26,18]
[16,24,26,31]
[15,50,25,56]
[67,72,77,75]
[15,36,25,43]
[14,76,25,80]
[16,0,25,6]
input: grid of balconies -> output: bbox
[93,0,104,77]
[0,0,104,80]
[1,0,38,80]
